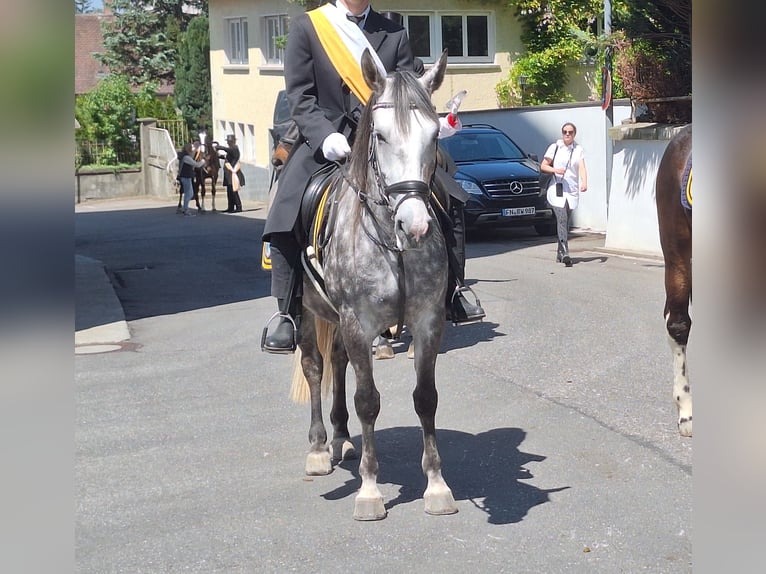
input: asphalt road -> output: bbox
[75,198,692,573]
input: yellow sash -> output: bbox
[308,5,378,104]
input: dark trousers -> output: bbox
[551,203,572,258]
[225,184,242,212]
[225,184,234,211]
[269,230,303,310]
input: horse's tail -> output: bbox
[289,317,336,404]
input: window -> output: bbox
[226,17,249,65]
[403,12,492,64]
[264,14,289,65]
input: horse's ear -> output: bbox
[361,48,386,94]
[419,49,448,94]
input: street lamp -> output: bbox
[518,75,528,106]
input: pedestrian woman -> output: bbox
[178,142,206,217]
[216,134,244,213]
[540,122,588,266]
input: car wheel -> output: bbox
[534,222,557,236]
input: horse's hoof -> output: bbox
[424,490,458,515]
[678,417,692,437]
[330,439,356,461]
[374,345,394,360]
[353,496,387,521]
[305,450,332,475]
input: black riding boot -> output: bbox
[262,297,301,354]
[440,201,485,325]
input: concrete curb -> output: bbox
[75,255,131,350]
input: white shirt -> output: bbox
[544,139,585,209]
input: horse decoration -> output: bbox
[655,124,693,437]
[282,49,457,520]
[194,133,221,212]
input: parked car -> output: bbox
[270,89,292,153]
[439,124,556,236]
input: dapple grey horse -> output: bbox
[289,49,457,520]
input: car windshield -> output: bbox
[440,131,526,162]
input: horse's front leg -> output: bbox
[199,176,206,212]
[298,312,332,475]
[211,178,217,212]
[343,325,385,521]
[412,311,457,515]
[330,329,355,461]
[664,263,692,437]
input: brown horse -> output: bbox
[194,134,221,212]
[655,124,692,437]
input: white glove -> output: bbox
[321,132,351,161]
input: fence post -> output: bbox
[138,118,157,197]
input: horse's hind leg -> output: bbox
[299,313,333,475]
[374,334,394,360]
[329,330,355,461]
[412,316,457,515]
[664,263,692,437]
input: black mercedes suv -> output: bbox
[439,124,556,236]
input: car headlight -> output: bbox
[457,179,482,195]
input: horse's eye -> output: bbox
[375,132,387,144]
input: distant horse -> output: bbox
[655,124,692,437]
[286,49,456,520]
[194,133,221,212]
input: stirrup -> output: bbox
[260,311,298,354]
[450,285,484,326]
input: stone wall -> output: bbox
[605,123,688,256]
[75,168,143,203]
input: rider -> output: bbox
[262,0,484,353]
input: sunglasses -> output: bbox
[562,130,575,135]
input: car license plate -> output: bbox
[502,207,535,217]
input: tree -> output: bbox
[75,75,139,165]
[97,1,208,85]
[75,0,95,13]
[174,16,212,131]
[496,0,690,115]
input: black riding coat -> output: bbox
[262,7,413,241]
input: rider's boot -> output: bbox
[262,297,301,354]
[448,285,485,325]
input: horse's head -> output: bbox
[354,49,447,250]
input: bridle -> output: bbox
[362,101,435,218]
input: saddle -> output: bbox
[261,162,342,309]
[680,153,692,211]
[299,163,343,309]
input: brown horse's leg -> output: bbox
[198,173,206,212]
[663,257,692,437]
[411,309,457,515]
[299,311,333,475]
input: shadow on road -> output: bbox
[321,426,569,525]
[76,206,271,321]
